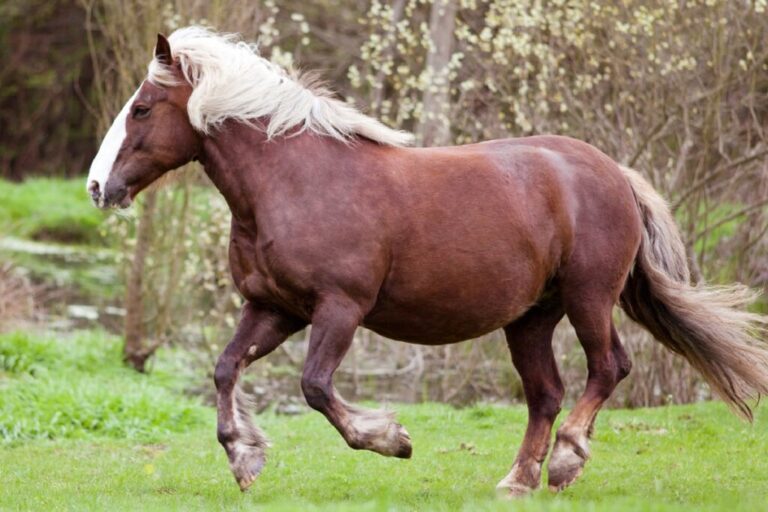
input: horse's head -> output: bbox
[87,34,200,209]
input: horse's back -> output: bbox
[430,134,642,260]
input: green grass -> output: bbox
[0,331,207,445]
[1,403,767,511]
[0,177,105,243]
[1,331,767,511]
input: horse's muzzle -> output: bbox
[89,179,131,209]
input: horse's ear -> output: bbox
[155,33,172,65]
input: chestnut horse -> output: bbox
[87,28,768,496]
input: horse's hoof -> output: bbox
[367,421,412,458]
[237,471,259,492]
[392,423,412,458]
[495,481,535,499]
[547,434,589,492]
[350,415,413,458]
[230,445,266,492]
[495,462,539,498]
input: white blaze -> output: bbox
[86,88,141,204]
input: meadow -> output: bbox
[3,1,768,509]
[1,330,767,512]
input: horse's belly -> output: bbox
[362,262,543,344]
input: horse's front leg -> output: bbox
[214,302,305,491]
[301,297,412,458]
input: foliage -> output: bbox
[0,401,766,510]
[0,0,96,180]
[0,330,208,445]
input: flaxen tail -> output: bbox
[619,166,768,420]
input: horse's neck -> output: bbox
[199,122,373,222]
[200,124,268,221]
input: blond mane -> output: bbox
[147,26,413,146]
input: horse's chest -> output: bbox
[229,233,313,317]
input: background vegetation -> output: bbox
[1,0,767,427]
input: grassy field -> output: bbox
[5,402,768,512]
[2,331,768,511]
[0,178,105,243]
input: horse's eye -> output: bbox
[133,105,151,119]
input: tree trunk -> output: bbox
[418,0,457,147]
[123,190,159,372]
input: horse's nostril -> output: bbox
[88,180,100,197]
[87,181,105,208]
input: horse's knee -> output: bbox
[588,351,630,400]
[301,374,329,411]
[548,383,566,418]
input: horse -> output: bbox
[86,27,768,496]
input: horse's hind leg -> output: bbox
[301,297,412,458]
[496,301,565,497]
[547,292,631,492]
[214,303,305,491]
